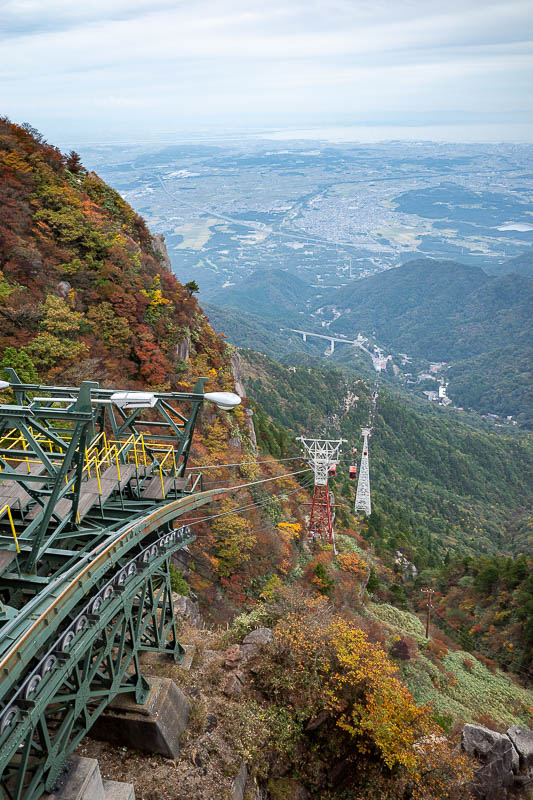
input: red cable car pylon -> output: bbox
[297,437,345,549]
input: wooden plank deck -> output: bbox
[26,464,137,522]
[0,462,46,511]
[142,476,187,500]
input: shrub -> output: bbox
[390,637,411,661]
[169,565,190,596]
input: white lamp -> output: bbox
[204,391,241,411]
[110,391,157,409]
[0,381,10,390]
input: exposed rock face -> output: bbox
[342,390,359,414]
[229,352,257,451]
[394,550,418,582]
[175,337,190,361]
[173,593,202,628]
[228,435,242,452]
[56,281,72,298]
[507,726,533,776]
[231,762,248,800]
[462,723,533,799]
[150,233,172,272]
[244,409,257,451]
[230,352,246,398]
[171,545,191,580]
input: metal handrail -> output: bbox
[0,505,19,553]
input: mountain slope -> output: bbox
[0,119,229,391]
[203,302,322,359]
[326,258,532,361]
[486,251,533,278]
[240,349,533,561]
[208,267,313,325]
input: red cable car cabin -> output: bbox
[328,464,337,478]
[349,465,357,479]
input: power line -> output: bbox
[184,477,315,533]
[185,456,306,470]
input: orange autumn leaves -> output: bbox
[265,593,474,798]
[274,606,428,774]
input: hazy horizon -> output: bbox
[3,0,532,147]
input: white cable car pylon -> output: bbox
[354,427,372,517]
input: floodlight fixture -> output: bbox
[110,391,157,410]
[204,391,241,411]
[0,381,10,390]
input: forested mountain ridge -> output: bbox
[205,256,533,424]
[486,251,533,277]
[326,258,532,360]
[0,118,231,391]
[240,349,533,561]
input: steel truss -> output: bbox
[354,428,371,517]
[0,373,230,799]
[0,509,218,800]
[0,372,208,577]
[298,437,344,545]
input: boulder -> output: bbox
[241,627,273,660]
[223,670,245,697]
[462,725,511,765]
[173,593,201,627]
[224,644,243,669]
[462,724,516,799]
[507,725,533,775]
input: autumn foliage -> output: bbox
[254,588,473,799]
[0,118,229,391]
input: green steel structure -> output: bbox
[0,373,226,799]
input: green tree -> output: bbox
[366,567,379,594]
[185,280,199,296]
[0,347,38,383]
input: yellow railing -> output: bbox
[0,504,19,553]
[0,429,179,500]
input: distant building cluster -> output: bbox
[423,381,452,406]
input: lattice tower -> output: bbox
[298,437,344,543]
[354,427,371,516]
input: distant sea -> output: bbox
[58,122,533,150]
[258,123,533,144]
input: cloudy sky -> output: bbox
[2,0,532,143]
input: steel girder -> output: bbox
[0,490,223,800]
[0,372,208,576]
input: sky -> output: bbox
[1,0,533,144]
